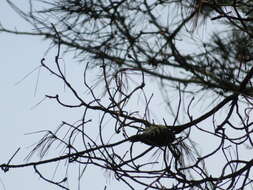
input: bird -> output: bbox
[129,124,175,147]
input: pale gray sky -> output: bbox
[0,1,131,189]
[1,1,58,189]
[1,1,251,190]
[0,1,215,189]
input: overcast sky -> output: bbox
[0,1,211,189]
[0,1,100,189]
[1,1,57,189]
[0,0,138,188]
[2,1,251,190]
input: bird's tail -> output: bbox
[128,134,143,142]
